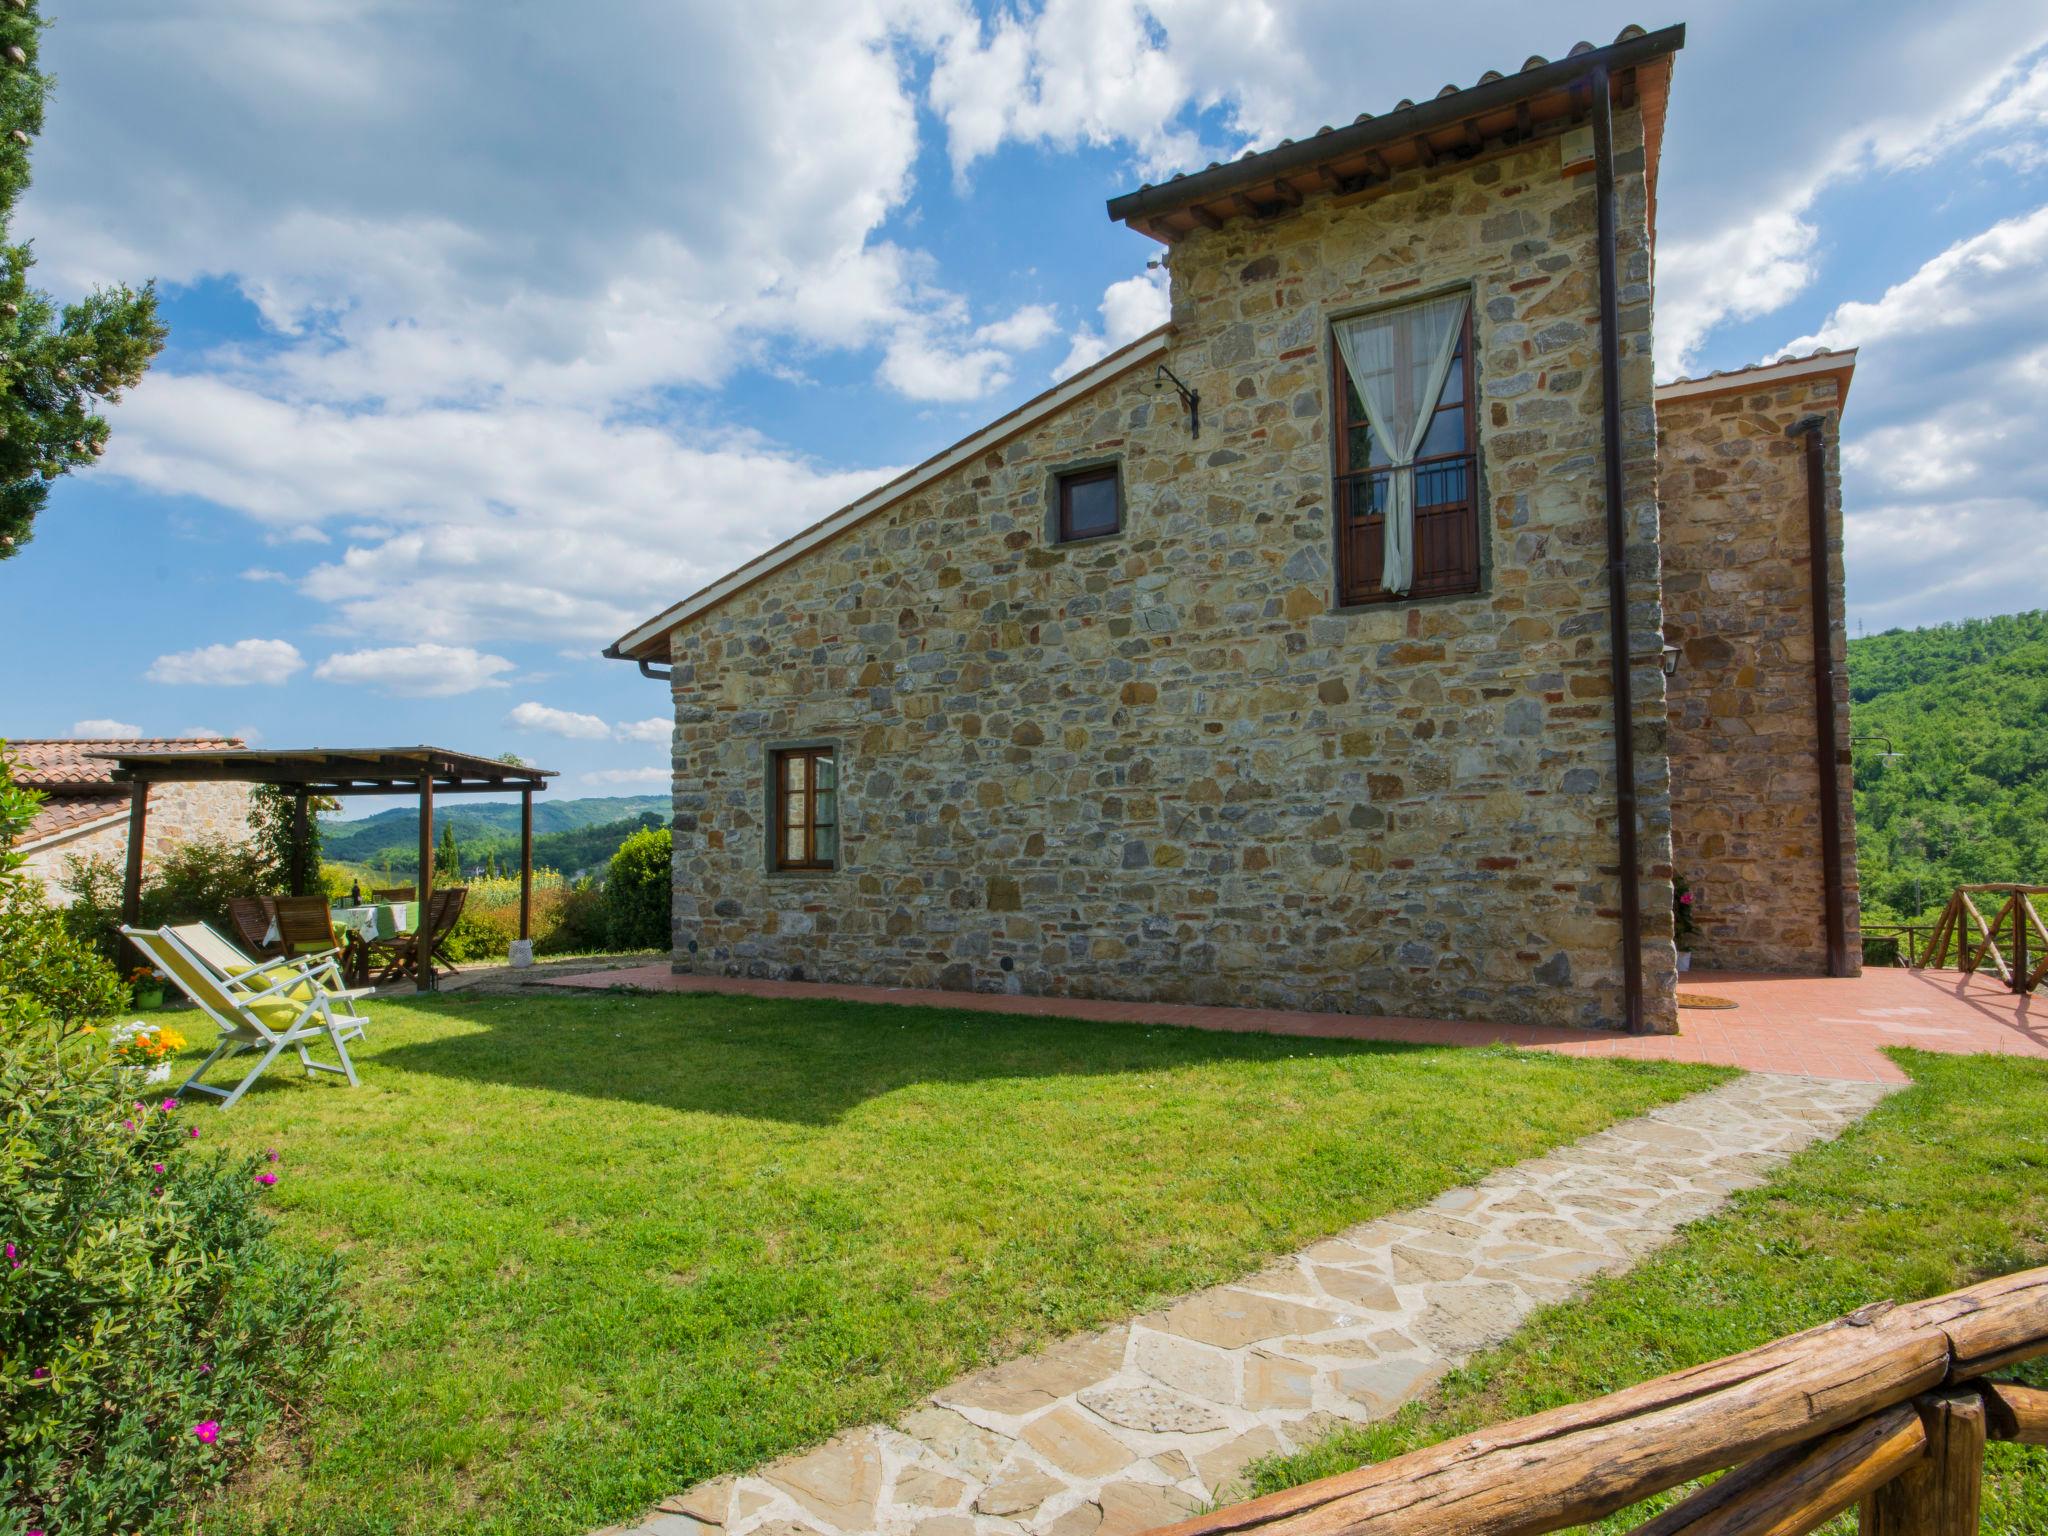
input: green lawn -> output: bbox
[1252,1049,2048,1532]
[173,988,1725,1535]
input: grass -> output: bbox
[1250,1049,2048,1532]
[172,988,1726,1535]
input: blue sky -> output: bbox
[9,0,2048,815]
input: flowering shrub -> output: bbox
[108,1019,187,1070]
[0,747,346,1531]
[0,1029,345,1532]
[1673,875,1699,952]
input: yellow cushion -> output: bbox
[225,963,321,1006]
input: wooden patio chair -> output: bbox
[228,896,282,959]
[123,923,367,1109]
[365,889,467,983]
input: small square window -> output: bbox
[772,746,837,870]
[1056,465,1121,543]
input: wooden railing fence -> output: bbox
[1920,884,2048,995]
[1145,1266,2048,1536]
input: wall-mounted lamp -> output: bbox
[1852,733,1904,763]
[1153,362,1200,439]
[1660,643,1681,676]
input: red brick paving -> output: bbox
[534,963,2043,1085]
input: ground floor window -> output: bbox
[773,746,837,870]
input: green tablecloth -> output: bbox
[333,902,414,942]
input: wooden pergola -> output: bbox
[101,746,556,991]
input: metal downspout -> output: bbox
[1590,64,1648,1034]
[1792,416,1852,976]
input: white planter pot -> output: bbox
[1675,950,1692,974]
[509,940,534,969]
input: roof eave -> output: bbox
[607,325,1174,661]
[1105,23,1685,236]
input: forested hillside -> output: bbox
[1848,610,2048,921]
[324,796,667,879]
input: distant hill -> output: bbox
[324,794,668,877]
[1848,610,2048,921]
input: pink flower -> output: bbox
[198,1361,213,1374]
[266,1148,279,1162]
[189,1126,200,1139]
[1680,891,1694,905]
[256,1172,277,1186]
[30,1367,46,1379]
[192,1420,220,1444]
[4,1243,14,1260]
[152,1163,166,1175]
[122,1119,135,1132]
[163,1098,178,1112]
[134,1101,145,1111]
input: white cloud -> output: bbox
[506,701,611,740]
[1055,267,1169,380]
[313,643,517,698]
[239,566,292,584]
[615,717,672,745]
[71,718,142,739]
[974,304,1060,350]
[879,325,1014,401]
[1769,204,2048,631]
[146,638,304,686]
[583,767,671,786]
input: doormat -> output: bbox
[1677,992,1738,1010]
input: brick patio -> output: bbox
[533,963,2043,1085]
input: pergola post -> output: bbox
[416,772,436,992]
[289,789,310,897]
[519,786,534,942]
[120,780,150,959]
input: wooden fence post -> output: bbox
[1860,1388,1985,1536]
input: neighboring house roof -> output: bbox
[606,326,1173,662]
[5,737,243,852]
[1105,24,1684,243]
[1655,348,1858,409]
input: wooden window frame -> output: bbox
[1332,303,1482,607]
[1054,463,1123,544]
[771,745,838,872]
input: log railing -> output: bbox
[1920,884,2048,995]
[1145,1267,2048,1536]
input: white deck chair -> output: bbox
[123,924,367,1109]
[170,921,374,1004]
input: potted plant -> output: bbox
[1673,876,1698,973]
[128,965,165,1010]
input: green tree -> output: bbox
[604,825,672,950]
[436,822,460,880]
[0,3,166,559]
[246,785,334,893]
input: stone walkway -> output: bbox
[601,1072,1889,1536]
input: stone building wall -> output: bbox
[21,781,255,902]
[665,110,1678,1033]
[1659,375,1858,973]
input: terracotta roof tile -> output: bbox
[6,738,244,851]
[5,737,243,790]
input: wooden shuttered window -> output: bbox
[1333,306,1481,605]
[773,747,838,870]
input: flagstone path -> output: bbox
[601,1072,1889,1536]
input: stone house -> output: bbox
[7,737,254,902]
[605,24,1859,1035]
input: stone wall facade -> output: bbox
[664,111,1679,1033]
[1660,375,1859,973]
[21,781,255,903]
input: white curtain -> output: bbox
[1333,294,1469,596]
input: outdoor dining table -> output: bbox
[333,901,415,942]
